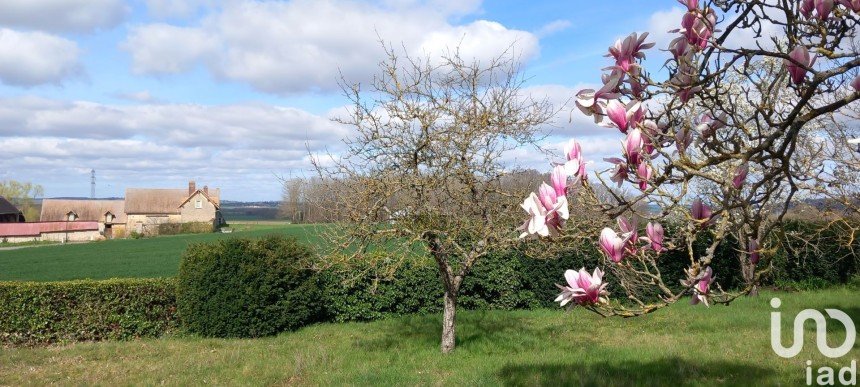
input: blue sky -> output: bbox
[0,0,683,201]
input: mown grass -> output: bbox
[0,223,323,282]
[1,288,857,385]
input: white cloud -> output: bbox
[145,0,214,19]
[0,96,352,199]
[123,24,219,74]
[114,90,157,103]
[0,0,126,33]
[0,28,81,86]
[0,97,348,148]
[123,0,539,94]
[535,20,572,38]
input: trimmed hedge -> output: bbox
[0,278,177,346]
[158,222,213,236]
[177,235,325,338]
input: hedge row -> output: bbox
[2,220,856,344]
[157,222,214,236]
[0,278,177,346]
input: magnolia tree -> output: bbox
[521,0,859,315]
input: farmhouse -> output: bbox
[0,196,24,223]
[125,181,223,234]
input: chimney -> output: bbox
[188,181,196,195]
[203,185,209,195]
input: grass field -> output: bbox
[0,223,321,282]
[1,288,856,385]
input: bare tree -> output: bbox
[313,44,555,353]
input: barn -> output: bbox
[0,196,25,223]
[40,199,127,238]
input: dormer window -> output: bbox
[105,212,114,223]
[195,200,203,209]
[67,212,77,221]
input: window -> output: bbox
[195,200,203,209]
[105,213,114,223]
[67,212,77,221]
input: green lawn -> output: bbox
[0,223,322,282]
[1,288,857,385]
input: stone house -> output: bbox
[125,181,223,235]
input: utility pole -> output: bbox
[90,169,96,199]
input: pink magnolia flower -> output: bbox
[641,120,660,155]
[690,267,715,306]
[605,157,629,187]
[691,198,713,224]
[554,267,609,306]
[851,74,860,91]
[576,72,622,121]
[696,113,727,138]
[606,32,655,73]
[625,128,644,165]
[748,238,760,265]
[603,100,643,133]
[636,161,652,190]
[617,217,639,250]
[678,0,698,10]
[519,193,550,238]
[538,182,558,211]
[785,46,816,85]
[671,55,702,103]
[675,127,693,155]
[677,8,716,50]
[565,138,582,161]
[838,0,860,12]
[732,163,749,190]
[600,227,631,263]
[668,36,691,60]
[643,222,665,253]
[803,0,834,18]
[551,165,568,197]
[519,192,568,239]
[563,139,587,179]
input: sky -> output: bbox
[0,0,689,201]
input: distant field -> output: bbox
[0,223,322,282]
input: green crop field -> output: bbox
[0,223,322,282]
[1,288,856,385]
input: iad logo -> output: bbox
[770,297,857,386]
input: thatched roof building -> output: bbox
[40,199,126,223]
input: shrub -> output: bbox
[180,222,213,234]
[321,256,443,322]
[177,235,324,338]
[0,278,177,346]
[158,223,182,236]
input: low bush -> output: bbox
[0,278,177,346]
[158,223,182,235]
[177,235,325,338]
[157,222,213,236]
[181,222,214,234]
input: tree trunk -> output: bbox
[441,289,457,353]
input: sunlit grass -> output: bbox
[1,288,856,385]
